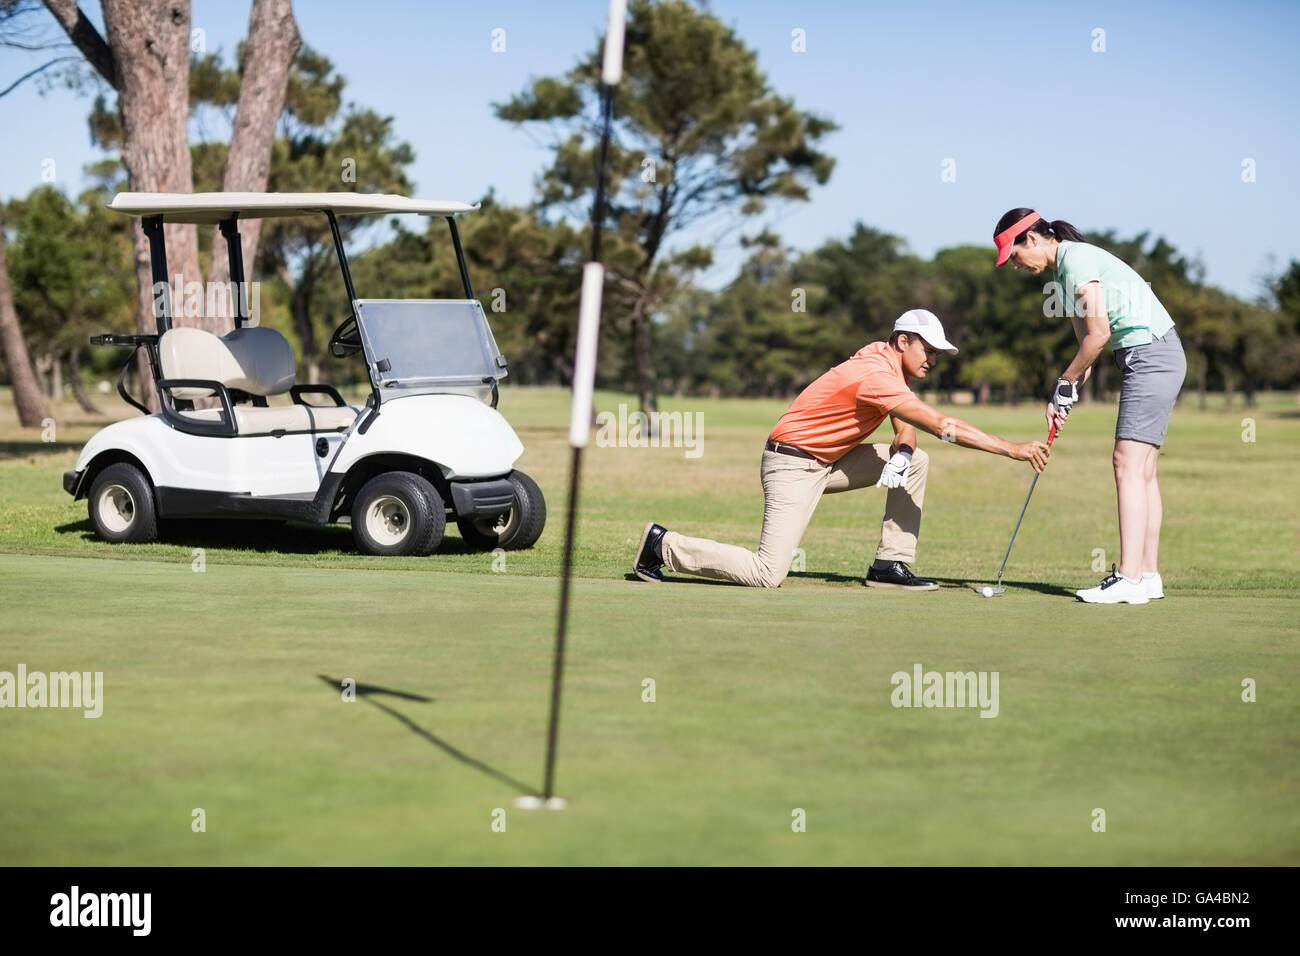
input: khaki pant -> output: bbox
[661,443,929,588]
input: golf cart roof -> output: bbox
[108,191,479,224]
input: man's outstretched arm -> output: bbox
[890,398,1051,471]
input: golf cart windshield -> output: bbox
[355,299,507,398]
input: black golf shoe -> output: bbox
[633,522,668,582]
[864,561,939,591]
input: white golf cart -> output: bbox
[63,192,545,557]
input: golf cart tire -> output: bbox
[351,471,445,557]
[87,462,158,544]
[456,470,546,551]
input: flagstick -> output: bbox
[531,0,626,810]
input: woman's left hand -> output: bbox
[1047,378,1076,428]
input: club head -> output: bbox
[973,585,1006,598]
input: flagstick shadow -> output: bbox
[316,675,537,795]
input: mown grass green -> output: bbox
[1,386,1296,864]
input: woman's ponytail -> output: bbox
[1048,220,1086,242]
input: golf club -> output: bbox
[975,421,1058,597]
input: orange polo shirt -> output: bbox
[769,341,915,463]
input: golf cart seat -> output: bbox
[159,326,359,435]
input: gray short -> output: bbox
[1113,328,1186,446]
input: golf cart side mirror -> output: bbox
[327,314,362,359]
[495,354,508,369]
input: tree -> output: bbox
[201,0,300,317]
[688,232,852,396]
[496,0,835,416]
[1273,260,1300,327]
[79,0,202,374]
[961,351,1019,405]
[797,224,919,335]
[0,0,173,412]
[6,186,134,411]
[27,0,299,408]
[0,221,50,426]
[1266,260,1300,393]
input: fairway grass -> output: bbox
[1,387,1297,865]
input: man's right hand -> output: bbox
[1012,441,1051,472]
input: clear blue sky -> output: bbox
[2,0,1297,299]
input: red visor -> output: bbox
[994,211,1041,266]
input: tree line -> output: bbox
[2,0,1296,428]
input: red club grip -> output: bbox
[1047,422,1058,445]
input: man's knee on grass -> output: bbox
[754,558,791,589]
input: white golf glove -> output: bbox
[876,449,912,489]
[1048,378,1077,424]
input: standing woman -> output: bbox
[993,209,1187,605]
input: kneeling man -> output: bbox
[633,310,1050,589]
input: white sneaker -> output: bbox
[1077,566,1150,604]
[1143,572,1164,600]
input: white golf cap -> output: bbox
[892,309,958,354]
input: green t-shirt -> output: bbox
[1053,240,1175,349]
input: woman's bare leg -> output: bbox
[1114,439,1155,579]
[1142,450,1162,575]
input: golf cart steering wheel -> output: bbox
[328,314,362,358]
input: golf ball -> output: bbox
[979,586,994,597]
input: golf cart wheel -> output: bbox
[456,470,547,551]
[351,471,445,557]
[87,462,158,544]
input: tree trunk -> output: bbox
[289,266,318,381]
[101,0,204,332]
[32,353,50,397]
[48,351,63,400]
[630,294,658,425]
[68,349,100,413]
[1197,358,1207,411]
[0,228,50,427]
[1223,370,1234,409]
[42,1,117,84]
[45,1,197,407]
[547,347,574,387]
[207,0,301,323]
